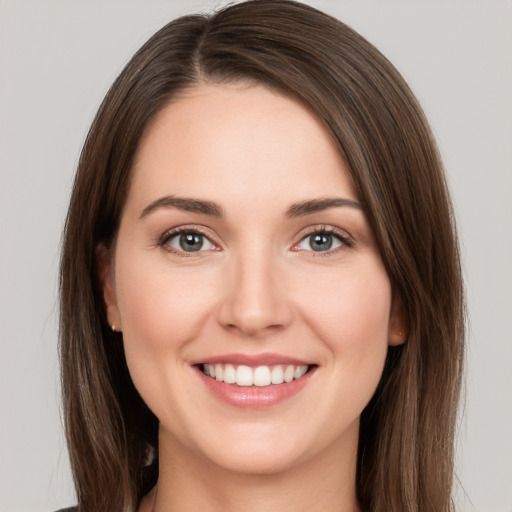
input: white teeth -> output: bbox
[271,365,284,384]
[223,364,236,384]
[236,365,253,386]
[284,365,295,383]
[253,366,272,387]
[202,363,310,387]
[295,365,308,379]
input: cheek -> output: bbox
[113,248,219,386]
[113,250,222,429]
[295,262,392,363]
[295,263,392,432]
[116,253,215,340]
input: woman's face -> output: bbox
[101,82,405,475]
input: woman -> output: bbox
[59,1,464,511]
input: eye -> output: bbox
[163,230,215,253]
[295,229,348,252]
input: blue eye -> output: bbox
[165,231,214,253]
[297,231,345,252]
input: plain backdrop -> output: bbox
[1,1,511,511]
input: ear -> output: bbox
[96,243,122,332]
[388,291,407,346]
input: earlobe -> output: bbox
[96,244,122,332]
[388,292,407,346]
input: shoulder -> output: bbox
[54,508,77,512]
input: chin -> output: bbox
[171,414,359,478]
[202,441,308,476]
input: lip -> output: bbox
[192,356,317,409]
[190,352,312,367]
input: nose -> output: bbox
[217,250,293,338]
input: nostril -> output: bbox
[216,277,293,336]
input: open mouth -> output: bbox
[199,363,315,387]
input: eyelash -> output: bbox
[158,226,216,257]
[158,225,352,257]
[293,226,353,255]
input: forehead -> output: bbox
[128,82,356,212]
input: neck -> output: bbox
[140,423,361,512]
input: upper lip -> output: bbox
[190,352,313,367]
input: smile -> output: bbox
[201,363,310,387]
[193,354,317,408]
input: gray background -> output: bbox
[1,1,511,511]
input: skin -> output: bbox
[99,82,406,512]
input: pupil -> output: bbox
[179,233,203,252]
[311,233,332,251]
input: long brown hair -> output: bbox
[59,1,464,511]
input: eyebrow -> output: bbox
[139,195,363,220]
[139,196,224,219]
[285,197,363,217]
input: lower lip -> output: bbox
[195,366,315,408]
